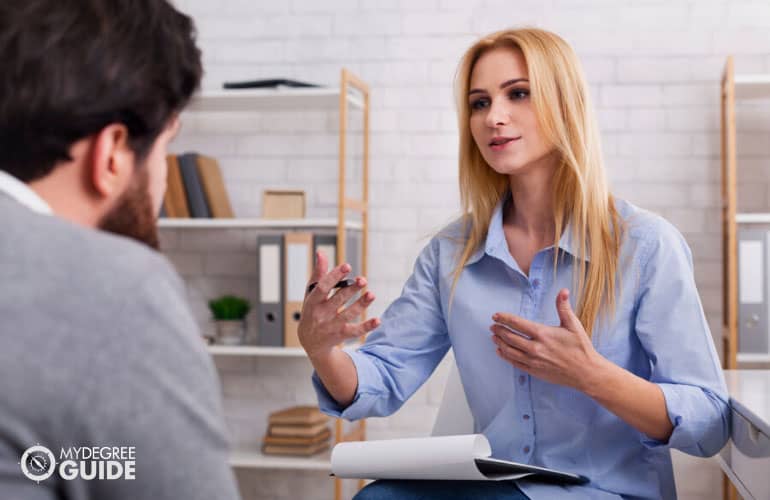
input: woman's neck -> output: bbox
[505,159,557,240]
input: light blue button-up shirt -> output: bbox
[313,195,730,499]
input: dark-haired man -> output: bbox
[0,1,240,499]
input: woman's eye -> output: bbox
[509,89,530,100]
[470,98,489,111]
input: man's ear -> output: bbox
[89,123,135,199]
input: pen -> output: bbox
[306,278,355,295]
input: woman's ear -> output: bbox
[89,123,135,199]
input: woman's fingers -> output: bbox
[493,335,532,369]
[341,317,381,340]
[307,250,330,292]
[325,276,368,312]
[490,324,534,354]
[492,312,541,340]
[336,291,376,325]
[306,261,352,305]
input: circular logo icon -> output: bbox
[20,445,56,483]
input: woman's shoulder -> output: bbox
[614,197,691,260]
[419,216,470,267]
[434,215,468,241]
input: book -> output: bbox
[268,421,329,438]
[331,434,589,485]
[223,78,320,89]
[196,155,234,218]
[268,405,329,426]
[263,427,331,446]
[262,440,330,457]
[163,155,190,217]
[177,152,211,218]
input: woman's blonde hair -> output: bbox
[451,28,622,336]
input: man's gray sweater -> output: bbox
[0,193,240,500]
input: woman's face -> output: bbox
[468,47,555,176]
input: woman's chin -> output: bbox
[486,161,529,177]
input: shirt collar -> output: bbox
[465,191,590,266]
[0,170,53,215]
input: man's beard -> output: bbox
[98,168,159,250]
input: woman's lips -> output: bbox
[489,136,521,151]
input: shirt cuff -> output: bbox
[639,383,694,450]
[311,347,383,421]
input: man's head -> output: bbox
[0,0,202,248]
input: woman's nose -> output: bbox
[485,99,509,128]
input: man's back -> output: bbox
[0,193,240,499]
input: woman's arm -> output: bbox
[309,347,359,408]
[492,289,673,442]
[298,252,379,407]
[302,237,452,419]
[493,217,730,455]
[582,354,673,441]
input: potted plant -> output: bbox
[208,295,251,345]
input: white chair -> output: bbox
[431,358,474,436]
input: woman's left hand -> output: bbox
[490,288,604,392]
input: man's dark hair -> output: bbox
[0,0,202,182]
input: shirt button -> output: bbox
[523,446,531,453]
[532,279,540,288]
[518,375,526,385]
[523,414,530,421]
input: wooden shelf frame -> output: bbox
[335,68,370,498]
[720,58,770,371]
[719,55,770,500]
[722,56,738,373]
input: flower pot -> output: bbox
[215,320,246,346]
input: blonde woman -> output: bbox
[299,28,729,500]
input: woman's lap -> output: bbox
[352,480,529,500]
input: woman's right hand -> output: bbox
[298,250,381,361]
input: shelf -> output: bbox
[209,343,360,357]
[229,447,331,471]
[158,218,363,230]
[735,213,770,224]
[187,87,364,112]
[208,345,307,357]
[735,74,770,100]
[737,353,770,363]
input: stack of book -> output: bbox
[162,152,234,218]
[262,406,332,457]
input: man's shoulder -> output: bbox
[0,196,179,292]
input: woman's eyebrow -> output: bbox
[468,78,530,95]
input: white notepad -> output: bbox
[331,434,589,484]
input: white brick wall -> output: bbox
[168,1,770,498]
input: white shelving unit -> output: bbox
[734,74,770,100]
[720,59,770,500]
[166,69,371,500]
[721,59,770,375]
[208,343,359,358]
[188,87,364,112]
[735,213,770,224]
[736,353,770,363]
[159,217,362,230]
[229,448,331,471]
[208,345,307,357]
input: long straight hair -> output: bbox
[451,28,622,336]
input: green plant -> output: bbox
[208,295,251,321]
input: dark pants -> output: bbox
[353,480,530,500]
